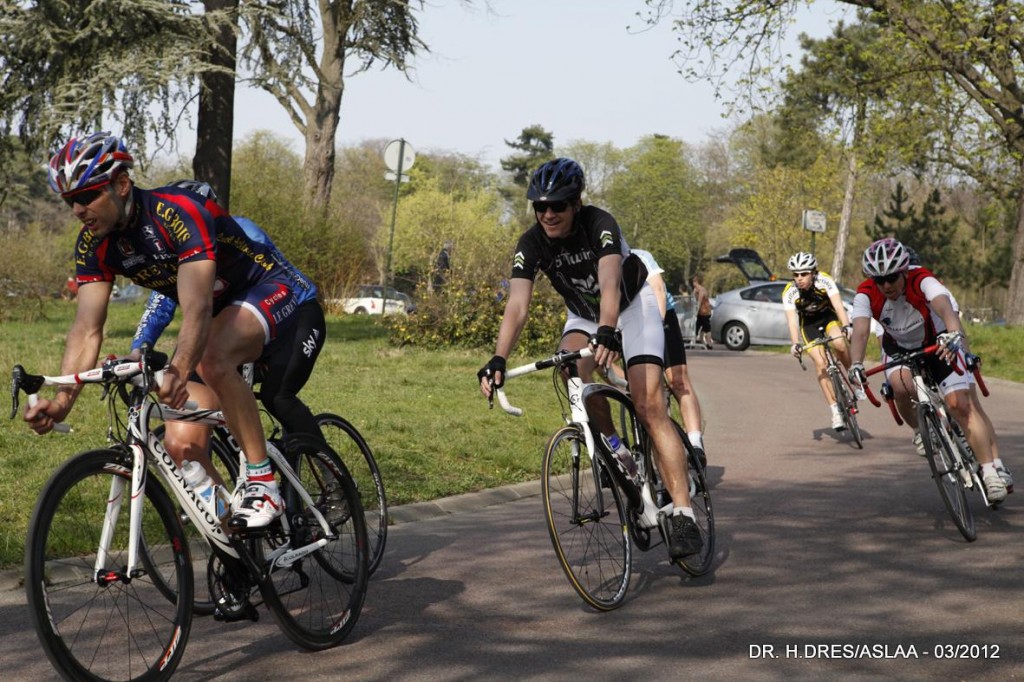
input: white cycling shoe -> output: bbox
[831,412,846,431]
[228,482,284,530]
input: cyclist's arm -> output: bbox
[848,291,875,368]
[785,307,800,346]
[646,269,668,321]
[493,278,534,360]
[930,293,969,353]
[170,260,215,380]
[596,253,622,328]
[51,281,112,418]
[131,291,178,352]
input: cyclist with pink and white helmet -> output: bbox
[848,238,1011,501]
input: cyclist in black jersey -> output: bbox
[782,251,860,432]
[24,132,304,530]
[477,158,702,560]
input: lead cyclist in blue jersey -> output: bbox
[24,132,311,530]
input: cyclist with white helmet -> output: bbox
[23,131,313,529]
[848,238,1011,501]
[782,251,860,431]
[477,157,702,560]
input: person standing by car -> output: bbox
[848,238,1011,500]
[691,274,713,349]
[477,157,702,560]
[631,249,709,462]
[783,251,862,432]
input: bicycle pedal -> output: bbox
[213,597,259,623]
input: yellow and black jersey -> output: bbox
[782,271,841,321]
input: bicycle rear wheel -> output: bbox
[25,448,193,682]
[256,434,369,649]
[831,373,863,449]
[920,407,976,541]
[672,422,715,576]
[542,425,631,611]
[316,413,387,575]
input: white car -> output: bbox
[336,285,412,315]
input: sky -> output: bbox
[161,1,854,172]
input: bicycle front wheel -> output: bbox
[316,413,387,575]
[542,425,631,611]
[25,448,193,682]
[920,407,976,541]
[832,373,863,449]
[256,434,369,650]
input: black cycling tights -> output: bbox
[259,300,327,438]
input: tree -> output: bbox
[605,135,705,280]
[640,0,1024,323]
[866,181,958,279]
[500,125,555,187]
[0,1,230,184]
[194,0,239,208]
[239,0,430,213]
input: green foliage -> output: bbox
[229,131,366,298]
[722,152,846,277]
[866,181,959,278]
[500,124,555,187]
[385,268,563,354]
[605,135,706,283]
[0,0,221,170]
[381,173,505,283]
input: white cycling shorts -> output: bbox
[562,284,665,368]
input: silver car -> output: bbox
[710,281,857,351]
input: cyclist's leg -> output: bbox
[620,290,692,506]
[163,379,228,487]
[938,366,999,466]
[559,319,616,436]
[258,299,327,437]
[199,302,271,467]
[662,312,704,450]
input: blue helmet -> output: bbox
[527,158,585,201]
[48,132,134,194]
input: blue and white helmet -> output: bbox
[48,132,134,195]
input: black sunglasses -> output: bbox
[533,200,570,214]
[872,272,902,285]
[792,271,814,278]
[62,186,107,208]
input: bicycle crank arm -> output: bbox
[273,538,328,569]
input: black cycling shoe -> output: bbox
[668,514,703,560]
[693,447,707,469]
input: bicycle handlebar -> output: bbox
[492,348,593,416]
[860,344,987,415]
[9,350,198,432]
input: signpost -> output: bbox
[382,139,415,315]
[802,209,826,252]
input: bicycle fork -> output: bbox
[94,445,147,585]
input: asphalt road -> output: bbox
[2,349,1021,681]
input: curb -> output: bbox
[1,480,544,593]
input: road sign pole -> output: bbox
[383,139,406,316]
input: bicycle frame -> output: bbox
[864,347,984,495]
[13,356,338,584]
[496,348,665,530]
